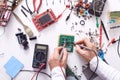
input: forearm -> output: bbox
[90,57,120,80]
[51,66,66,80]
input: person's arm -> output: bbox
[48,47,68,80]
[75,38,120,80]
[51,67,65,80]
[90,57,120,80]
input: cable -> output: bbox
[25,0,32,15]
[20,70,51,79]
[56,8,67,20]
[117,36,120,58]
[88,50,99,80]
[60,66,66,79]
[77,44,99,80]
[31,64,45,80]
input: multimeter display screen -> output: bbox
[37,46,47,50]
[39,14,52,25]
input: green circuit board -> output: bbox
[58,35,74,52]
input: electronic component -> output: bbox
[66,65,80,80]
[32,9,56,31]
[29,36,37,40]
[88,0,106,17]
[0,0,21,26]
[32,44,48,68]
[58,35,74,52]
[15,32,29,50]
[80,20,85,25]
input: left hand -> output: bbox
[48,47,68,70]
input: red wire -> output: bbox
[33,0,42,13]
[99,25,102,48]
[56,8,67,21]
[60,65,66,79]
[31,63,45,80]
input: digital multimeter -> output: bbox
[88,0,106,17]
[32,44,48,68]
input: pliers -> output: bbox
[24,0,42,17]
[32,0,42,17]
[33,0,42,14]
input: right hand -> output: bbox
[75,38,97,62]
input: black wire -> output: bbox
[88,50,99,80]
[25,0,32,15]
[36,72,39,80]
[35,71,52,80]
[65,1,73,21]
[65,8,72,21]
[117,36,120,58]
[20,70,51,79]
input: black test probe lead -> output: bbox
[101,20,109,41]
[117,36,120,58]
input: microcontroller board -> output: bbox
[58,35,74,52]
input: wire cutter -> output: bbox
[98,49,108,64]
[32,0,42,17]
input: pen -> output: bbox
[59,44,66,61]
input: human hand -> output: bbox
[48,47,68,70]
[75,38,97,62]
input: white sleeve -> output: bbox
[51,66,66,80]
[90,57,120,80]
